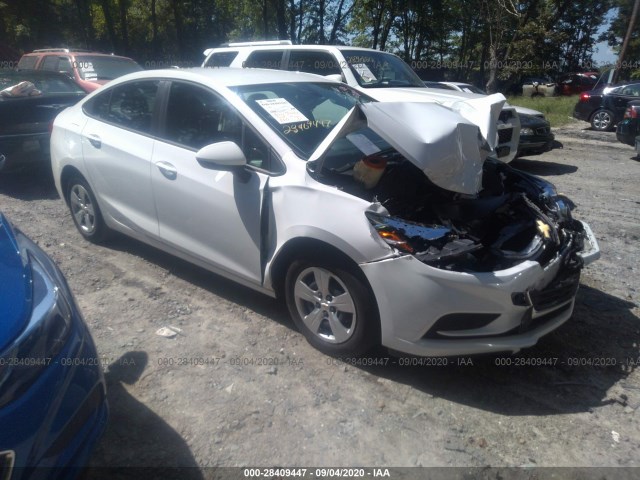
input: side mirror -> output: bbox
[196,141,247,169]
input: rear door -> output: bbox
[80,80,160,236]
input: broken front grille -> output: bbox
[498,128,513,143]
[529,272,580,311]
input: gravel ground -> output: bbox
[1,120,638,476]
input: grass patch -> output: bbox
[507,95,581,128]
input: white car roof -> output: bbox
[105,67,336,88]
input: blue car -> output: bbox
[0,214,107,480]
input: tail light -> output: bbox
[624,106,639,119]
[579,92,590,102]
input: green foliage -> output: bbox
[507,95,582,127]
[0,0,619,87]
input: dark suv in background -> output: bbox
[573,82,640,131]
[17,48,142,92]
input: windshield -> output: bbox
[341,49,425,89]
[75,55,142,81]
[232,82,373,159]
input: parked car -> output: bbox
[202,42,521,163]
[427,82,550,157]
[52,68,599,357]
[0,213,108,478]
[521,77,557,97]
[517,113,555,157]
[0,70,86,173]
[636,135,640,158]
[556,72,598,96]
[17,48,142,92]
[573,82,640,131]
[615,101,640,146]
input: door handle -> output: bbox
[155,161,177,180]
[85,134,101,149]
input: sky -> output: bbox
[592,8,619,66]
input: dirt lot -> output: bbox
[1,121,639,476]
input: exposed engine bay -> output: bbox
[309,152,587,273]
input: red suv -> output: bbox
[17,49,142,92]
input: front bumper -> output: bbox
[517,133,555,156]
[361,220,600,357]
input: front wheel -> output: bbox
[285,259,379,357]
[590,109,615,131]
[66,175,110,243]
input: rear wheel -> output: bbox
[590,109,614,131]
[285,258,378,357]
[66,175,109,243]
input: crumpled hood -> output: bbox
[310,95,505,195]
[0,214,32,352]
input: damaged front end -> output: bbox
[308,101,595,275]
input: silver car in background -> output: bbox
[51,68,599,358]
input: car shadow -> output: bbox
[359,284,639,416]
[106,234,292,329]
[511,157,578,176]
[85,352,205,480]
[0,167,59,200]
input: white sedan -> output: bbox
[51,68,599,357]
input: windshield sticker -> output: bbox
[346,133,381,156]
[284,120,332,134]
[256,98,309,124]
[81,62,97,81]
[351,63,377,82]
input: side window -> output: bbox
[84,80,159,134]
[17,56,38,69]
[164,82,242,150]
[58,57,73,74]
[287,51,342,76]
[163,82,282,173]
[204,51,239,67]
[40,56,59,71]
[244,50,284,69]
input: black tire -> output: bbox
[66,175,110,243]
[590,109,615,131]
[285,257,379,357]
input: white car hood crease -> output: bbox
[310,94,505,195]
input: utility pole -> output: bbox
[613,0,640,83]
